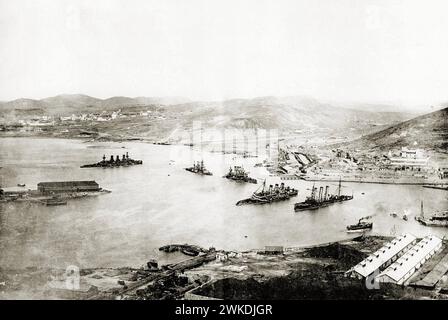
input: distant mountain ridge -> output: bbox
[0,94,191,114]
[0,94,418,142]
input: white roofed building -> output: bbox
[346,234,417,279]
[376,235,442,285]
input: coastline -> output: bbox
[300,175,445,186]
[2,235,448,300]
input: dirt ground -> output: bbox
[2,236,448,300]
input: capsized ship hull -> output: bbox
[236,181,298,206]
[223,166,257,184]
[415,201,448,227]
[224,176,257,183]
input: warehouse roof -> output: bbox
[38,181,99,187]
[378,235,442,283]
[350,233,417,277]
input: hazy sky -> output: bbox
[1,0,448,108]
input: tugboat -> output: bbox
[346,216,373,233]
[415,201,448,227]
[236,180,298,205]
[185,160,212,176]
[223,166,257,184]
[294,178,353,212]
[81,152,142,168]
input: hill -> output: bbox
[0,94,416,142]
[349,107,448,153]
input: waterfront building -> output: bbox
[264,246,284,255]
[376,235,442,285]
[37,181,100,194]
[388,147,430,171]
[346,234,417,279]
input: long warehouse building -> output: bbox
[346,234,417,279]
[37,181,101,194]
[376,235,442,285]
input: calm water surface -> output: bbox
[0,137,447,269]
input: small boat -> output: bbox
[402,209,410,221]
[41,198,67,206]
[390,212,398,218]
[346,217,373,233]
[17,184,26,187]
[181,248,199,256]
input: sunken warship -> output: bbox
[185,160,212,175]
[294,179,353,212]
[223,166,257,184]
[236,180,298,205]
[81,152,142,168]
[415,201,448,227]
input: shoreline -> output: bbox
[2,235,447,300]
[2,134,445,187]
[300,176,445,186]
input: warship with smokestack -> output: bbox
[223,166,257,184]
[236,180,298,205]
[294,179,353,211]
[80,152,142,168]
[185,160,213,175]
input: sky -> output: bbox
[1,0,448,110]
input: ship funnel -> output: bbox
[324,186,329,201]
[126,152,129,159]
[318,187,323,202]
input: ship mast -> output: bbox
[338,177,341,197]
[421,200,424,219]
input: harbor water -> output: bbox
[0,137,447,269]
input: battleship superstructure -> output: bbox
[81,152,142,168]
[223,166,257,184]
[236,180,298,205]
[185,160,213,175]
[294,179,353,211]
[415,201,448,227]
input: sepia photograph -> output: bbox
[1,0,448,310]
